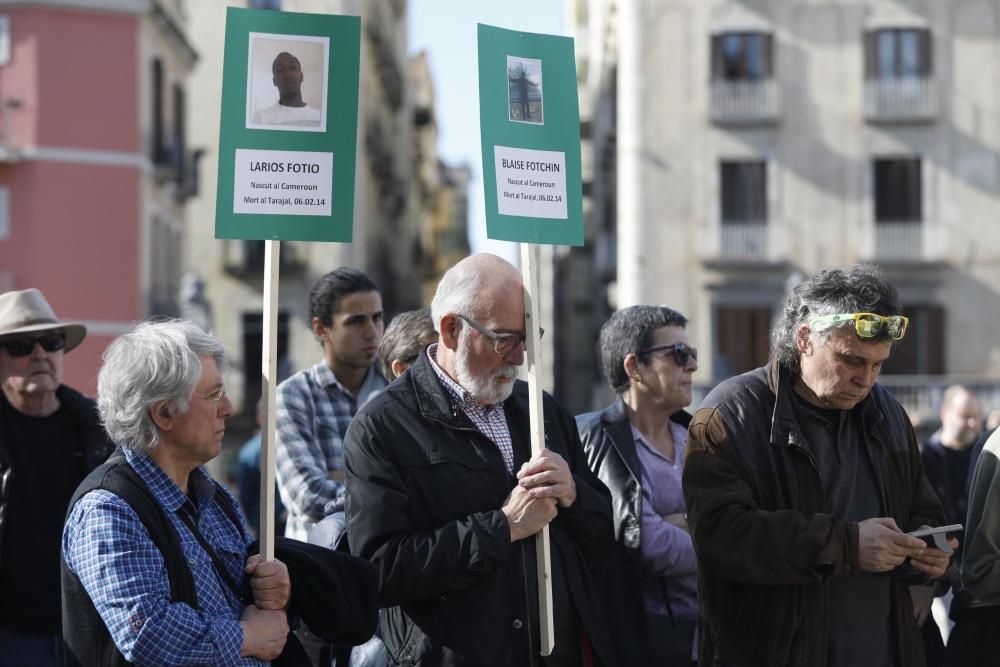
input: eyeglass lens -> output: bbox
[2,333,66,358]
[672,344,697,366]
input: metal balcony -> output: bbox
[699,221,788,265]
[709,79,781,125]
[861,221,943,263]
[863,77,937,122]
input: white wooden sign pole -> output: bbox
[520,243,555,656]
[258,239,281,561]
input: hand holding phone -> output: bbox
[908,524,963,554]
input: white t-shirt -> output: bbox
[253,102,322,127]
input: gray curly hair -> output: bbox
[771,264,901,375]
[97,319,225,453]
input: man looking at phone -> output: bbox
[684,265,954,667]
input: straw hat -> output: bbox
[0,288,87,352]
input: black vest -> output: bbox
[60,451,240,667]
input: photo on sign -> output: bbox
[246,32,329,132]
[506,56,543,125]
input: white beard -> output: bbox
[454,334,518,405]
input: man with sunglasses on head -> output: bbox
[683,265,952,667]
[343,253,618,666]
[0,288,112,667]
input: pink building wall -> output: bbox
[0,7,144,395]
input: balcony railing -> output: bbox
[720,222,768,258]
[698,221,788,264]
[859,220,946,263]
[710,79,781,124]
[863,77,937,122]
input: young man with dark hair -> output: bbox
[275,267,386,541]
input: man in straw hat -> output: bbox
[0,288,112,666]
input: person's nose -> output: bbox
[218,392,235,420]
[505,341,525,366]
[29,340,48,360]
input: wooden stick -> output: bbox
[259,239,280,561]
[520,242,555,656]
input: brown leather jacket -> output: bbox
[683,361,944,667]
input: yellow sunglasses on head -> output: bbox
[809,312,910,341]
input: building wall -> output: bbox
[571,0,1000,417]
[0,3,184,395]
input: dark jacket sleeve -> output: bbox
[684,406,857,585]
[344,411,513,606]
[249,537,379,647]
[903,418,947,532]
[547,398,614,562]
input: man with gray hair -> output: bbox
[344,253,618,666]
[684,265,953,667]
[61,320,291,665]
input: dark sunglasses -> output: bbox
[638,342,698,368]
[1,333,66,358]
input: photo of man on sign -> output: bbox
[507,55,544,124]
[247,33,328,132]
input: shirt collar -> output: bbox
[310,361,384,405]
[630,419,688,464]
[123,446,216,513]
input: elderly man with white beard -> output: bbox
[343,253,618,667]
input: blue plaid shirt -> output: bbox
[62,448,263,666]
[275,362,386,540]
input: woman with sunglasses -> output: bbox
[577,305,699,666]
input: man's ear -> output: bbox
[438,313,461,351]
[795,324,812,355]
[149,401,174,433]
[623,352,640,380]
[311,317,328,341]
[390,359,408,380]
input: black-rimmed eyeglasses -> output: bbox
[638,343,698,368]
[457,314,544,356]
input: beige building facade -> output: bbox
[568,0,1000,418]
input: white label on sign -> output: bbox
[493,145,567,219]
[233,148,333,216]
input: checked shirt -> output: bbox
[426,344,515,474]
[275,362,386,540]
[62,448,261,666]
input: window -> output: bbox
[0,187,9,240]
[172,83,186,180]
[715,306,772,379]
[711,32,774,81]
[881,304,944,374]
[874,158,921,222]
[721,160,767,223]
[151,59,166,164]
[242,311,290,417]
[0,17,10,66]
[865,29,932,79]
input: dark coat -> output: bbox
[576,399,692,666]
[0,384,113,566]
[344,352,617,667]
[683,362,946,667]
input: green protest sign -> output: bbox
[215,7,360,242]
[477,24,583,246]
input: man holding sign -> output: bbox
[344,254,616,666]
